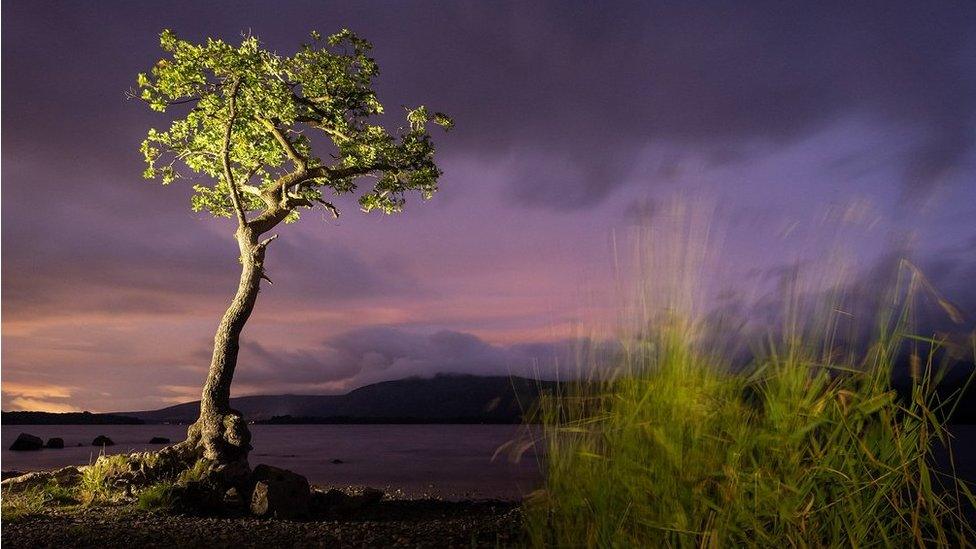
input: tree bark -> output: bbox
[182,226,270,467]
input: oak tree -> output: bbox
[134,29,451,472]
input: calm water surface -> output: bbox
[1,424,543,500]
[5,424,974,500]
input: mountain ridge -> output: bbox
[118,374,557,424]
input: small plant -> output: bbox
[136,482,176,512]
[1,482,80,521]
[526,318,976,546]
[78,454,130,504]
[176,458,212,485]
[1,487,48,521]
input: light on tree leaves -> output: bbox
[136,28,451,222]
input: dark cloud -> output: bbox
[3,2,976,411]
[4,1,974,214]
[714,247,976,359]
[229,327,614,393]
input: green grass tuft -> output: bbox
[523,208,976,547]
[136,482,177,512]
[176,458,211,485]
[525,306,976,547]
[1,482,81,521]
[77,454,130,505]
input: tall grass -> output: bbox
[523,202,975,547]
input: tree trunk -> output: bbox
[181,226,269,469]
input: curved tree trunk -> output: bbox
[180,226,270,472]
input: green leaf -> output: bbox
[135,29,450,224]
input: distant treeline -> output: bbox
[1,411,145,425]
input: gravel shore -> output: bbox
[1,499,524,548]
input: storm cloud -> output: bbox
[3,1,976,411]
[224,328,597,395]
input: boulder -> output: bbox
[330,458,344,464]
[148,437,171,444]
[249,464,310,520]
[9,433,43,451]
[52,465,82,486]
[92,435,115,446]
[46,437,65,449]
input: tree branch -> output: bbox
[260,118,307,171]
[305,162,396,181]
[222,78,247,226]
[249,160,401,235]
[257,233,279,249]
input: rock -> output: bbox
[1,470,24,480]
[92,435,115,446]
[1,471,52,493]
[46,437,65,449]
[52,466,82,486]
[148,436,171,444]
[249,464,310,520]
[0,466,81,493]
[9,433,43,451]
[223,487,244,508]
[330,458,344,464]
[211,460,251,493]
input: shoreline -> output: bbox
[1,424,542,502]
[1,498,524,548]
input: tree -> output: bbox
[134,29,451,473]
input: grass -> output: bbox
[136,458,212,512]
[77,454,130,504]
[1,452,211,521]
[525,317,975,546]
[1,482,81,521]
[2,452,135,520]
[522,206,976,547]
[176,458,211,485]
[136,482,177,511]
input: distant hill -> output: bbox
[122,375,558,424]
[1,411,144,425]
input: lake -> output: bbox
[1,424,543,500]
[5,424,974,501]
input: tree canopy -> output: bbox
[136,29,452,229]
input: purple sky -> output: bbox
[3,1,975,412]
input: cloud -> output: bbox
[4,398,78,413]
[4,2,973,214]
[1,212,422,323]
[383,1,976,208]
[228,327,613,395]
[2,2,975,414]
[2,382,76,412]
